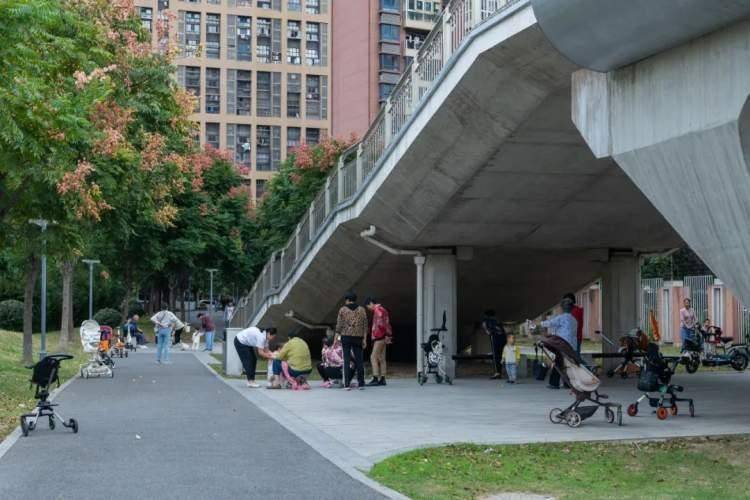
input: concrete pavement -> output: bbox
[229,370,750,463]
[0,352,384,500]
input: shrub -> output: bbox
[0,299,24,331]
[93,307,121,327]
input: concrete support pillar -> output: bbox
[600,252,641,371]
[224,328,243,377]
[572,19,750,306]
[422,252,457,379]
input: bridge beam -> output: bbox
[572,18,750,306]
[600,252,641,372]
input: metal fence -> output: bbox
[230,0,524,327]
[640,278,663,332]
[684,275,713,323]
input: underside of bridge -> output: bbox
[252,10,681,374]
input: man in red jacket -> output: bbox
[365,297,392,386]
[563,293,584,356]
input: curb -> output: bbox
[194,353,409,500]
[0,372,79,462]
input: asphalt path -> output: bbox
[0,352,384,500]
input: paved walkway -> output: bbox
[0,352,384,500]
[230,369,750,463]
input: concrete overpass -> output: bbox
[229,0,750,377]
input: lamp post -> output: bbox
[81,259,100,319]
[207,269,218,316]
[29,219,49,360]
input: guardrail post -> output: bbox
[384,97,393,144]
[324,177,332,215]
[279,249,286,281]
[270,252,278,288]
[308,203,315,240]
[443,6,453,60]
[336,156,344,201]
[294,225,301,262]
[355,144,364,188]
[472,0,482,28]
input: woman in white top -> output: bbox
[679,297,697,351]
[234,326,277,387]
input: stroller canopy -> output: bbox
[80,320,101,352]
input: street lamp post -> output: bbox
[207,269,218,316]
[29,219,49,360]
[81,259,100,319]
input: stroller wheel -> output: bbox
[125,351,128,358]
[435,374,443,384]
[68,418,78,433]
[606,369,615,378]
[656,407,669,420]
[565,411,582,428]
[627,403,638,417]
[689,402,695,418]
[670,404,678,416]
[549,408,564,424]
[48,416,55,430]
[417,373,426,385]
[620,371,628,379]
[446,376,453,385]
[605,408,615,423]
[109,370,115,378]
[20,417,29,437]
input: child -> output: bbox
[317,336,344,388]
[502,334,521,384]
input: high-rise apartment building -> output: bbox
[331,0,443,139]
[134,0,331,201]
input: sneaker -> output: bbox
[490,373,501,380]
[246,381,260,388]
[378,377,387,386]
[366,377,380,387]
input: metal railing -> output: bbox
[231,0,523,327]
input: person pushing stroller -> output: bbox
[537,298,579,389]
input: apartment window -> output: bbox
[205,68,220,114]
[207,0,220,3]
[380,0,398,11]
[256,18,271,63]
[139,7,153,32]
[305,128,320,146]
[227,124,252,167]
[305,75,326,120]
[287,20,302,65]
[288,0,301,10]
[305,0,320,14]
[305,22,320,65]
[206,14,220,59]
[380,23,399,42]
[256,71,281,117]
[380,54,399,72]
[379,83,394,101]
[256,126,272,171]
[182,11,201,56]
[227,15,252,62]
[235,0,252,5]
[407,0,440,22]
[405,32,424,50]
[158,0,169,10]
[182,66,201,112]
[205,123,220,149]
[258,0,271,8]
[287,73,301,118]
[287,127,301,153]
[237,70,252,115]
[256,180,266,199]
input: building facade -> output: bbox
[134,0,332,201]
[331,0,444,138]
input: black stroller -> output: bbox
[20,354,79,436]
[627,343,695,420]
[418,311,453,385]
[539,337,622,428]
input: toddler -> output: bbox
[503,334,521,384]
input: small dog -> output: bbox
[191,331,203,351]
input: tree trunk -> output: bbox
[22,255,39,364]
[58,259,75,350]
[120,268,133,323]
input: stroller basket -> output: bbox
[575,405,599,420]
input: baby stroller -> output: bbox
[539,336,622,428]
[110,326,128,359]
[20,354,78,436]
[627,343,694,420]
[418,311,453,385]
[606,329,648,379]
[79,320,114,379]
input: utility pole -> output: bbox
[81,259,100,320]
[207,269,218,316]
[29,219,49,360]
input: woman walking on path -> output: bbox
[151,305,179,364]
[365,297,392,386]
[234,326,277,388]
[680,297,697,351]
[335,292,368,390]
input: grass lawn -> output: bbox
[0,330,84,442]
[370,436,750,499]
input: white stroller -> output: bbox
[418,311,453,385]
[79,320,114,379]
